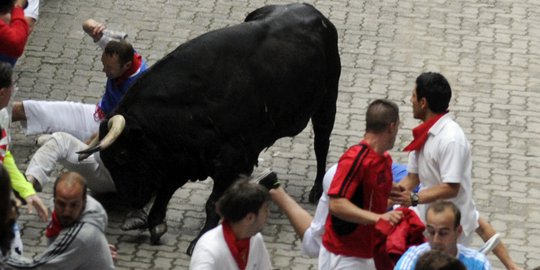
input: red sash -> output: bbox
[222,220,250,270]
[403,112,447,152]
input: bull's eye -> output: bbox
[115,150,128,165]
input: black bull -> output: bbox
[79,3,341,254]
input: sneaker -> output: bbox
[36,134,52,146]
[254,169,280,190]
[121,209,148,231]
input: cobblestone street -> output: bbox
[10,0,540,269]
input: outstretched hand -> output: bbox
[25,194,49,222]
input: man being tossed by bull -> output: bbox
[11,19,148,161]
[14,19,151,233]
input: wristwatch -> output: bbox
[410,192,419,207]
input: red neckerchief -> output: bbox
[222,220,250,270]
[93,104,106,121]
[113,52,142,87]
[45,210,63,238]
[403,112,447,152]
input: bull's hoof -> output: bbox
[120,209,148,231]
[150,223,167,245]
[308,184,323,204]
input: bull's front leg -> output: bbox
[185,190,221,255]
[147,184,178,245]
[186,175,235,255]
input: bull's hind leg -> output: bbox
[309,89,338,203]
[309,36,340,203]
[309,105,336,203]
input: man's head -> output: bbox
[411,72,452,120]
[0,62,14,109]
[0,0,15,15]
[425,201,462,257]
[217,180,270,237]
[415,250,466,270]
[53,172,88,228]
[101,40,134,79]
[365,99,400,149]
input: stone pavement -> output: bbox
[9,0,540,269]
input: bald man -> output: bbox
[7,172,115,269]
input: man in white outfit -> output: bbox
[190,180,272,270]
[390,72,521,270]
[25,132,115,194]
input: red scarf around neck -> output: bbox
[403,112,447,152]
[45,210,63,238]
[222,220,251,270]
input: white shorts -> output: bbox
[22,100,99,141]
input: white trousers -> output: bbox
[318,245,376,270]
[22,100,99,141]
[25,132,116,194]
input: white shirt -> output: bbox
[24,0,40,20]
[190,224,272,270]
[408,113,479,238]
[301,164,337,257]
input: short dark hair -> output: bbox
[0,165,15,255]
[53,172,88,200]
[104,40,135,67]
[426,200,461,229]
[415,72,452,113]
[0,62,13,89]
[216,179,270,223]
[415,250,466,270]
[0,0,16,14]
[365,99,399,133]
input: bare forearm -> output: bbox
[477,217,522,270]
[329,197,379,225]
[270,188,312,239]
[399,174,419,191]
[417,183,459,204]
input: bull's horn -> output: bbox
[76,115,126,161]
[99,114,126,150]
[77,135,101,161]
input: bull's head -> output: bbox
[77,115,126,161]
[77,114,161,207]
